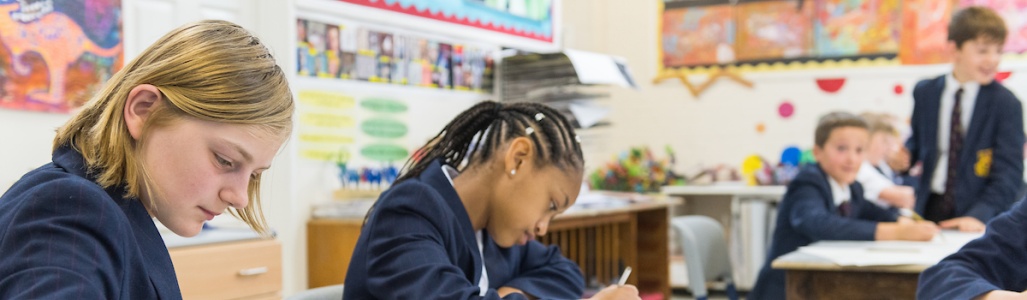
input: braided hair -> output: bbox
[397,101,584,183]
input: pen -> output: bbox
[618,267,632,286]
[899,208,924,221]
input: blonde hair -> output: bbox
[54,20,294,236]
[859,112,900,137]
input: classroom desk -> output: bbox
[772,250,923,300]
[307,196,677,299]
[164,229,282,300]
[772,232,981,300]
[661,185,786,289]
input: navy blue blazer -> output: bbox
[906,75,1025,222]
[750,164,898,300]
[343,160,585,299]
[918,200,1027,299]
[0,146,181,299]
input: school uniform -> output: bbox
[750,164,898,300]
[0,146,181,299]
[917,200,1027,299]
[906,74,1025,222]
[344,159,585,300]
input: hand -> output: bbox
[896,220,939,241]
[974,289,1027,300]
[888,147,911,172]
[879,186,915,209]
[498,287,533,300]
[587,284,640,300]
[939,217,987,232]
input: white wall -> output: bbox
[0,110,69,191]
[562,0,1027,173]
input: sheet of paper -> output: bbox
[796,231,984,267]
[563,49,637,89]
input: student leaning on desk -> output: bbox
[0,20,293,298]
[750,112,938,300]
[344,101,640,300]
[918,200,1027,300]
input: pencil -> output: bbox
[618,267,632,286]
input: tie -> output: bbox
[838,200,851,217]
[941,87,964,218]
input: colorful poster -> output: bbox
[661,3,735,67]
[814,0,901,57]
[735,0,814,62]
[339,0,554,42]
[297,17,496,93]
[960,0,1027,54]
[899,0,954,64]
[0,0,123,113]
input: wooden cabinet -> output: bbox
[169,239,282,300]
[307,219,363,288]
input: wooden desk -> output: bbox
[165,230,282,300]
[772,251,923,300]
[307,198,676,299]
[661,185,786,289]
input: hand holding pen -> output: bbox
[588,267,640,300]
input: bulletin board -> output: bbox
[658,0,1027,76]
[0,0,123,113]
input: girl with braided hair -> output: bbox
[345,101,639,299]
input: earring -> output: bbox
[510,169,516,176]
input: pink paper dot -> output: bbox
[894,84,904,95]
[778,102,794,118]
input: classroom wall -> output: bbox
[561,0,1027,175]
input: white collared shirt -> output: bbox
[856,161,894,208]
[931,73,980,193]
[827,176,851,208]
[440,165,489,296]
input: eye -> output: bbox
[549,200,558,212]
[215,154,234,168]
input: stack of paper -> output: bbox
[796,231,984,267]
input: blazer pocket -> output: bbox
[975,148,993,177]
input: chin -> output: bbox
[167,223,204,237]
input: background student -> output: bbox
[344,101,640,299]
[750,112,938,300]
[0,20,293,298]
[903,6,1025,232]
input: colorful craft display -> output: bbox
[589,146,684,193]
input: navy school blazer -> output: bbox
[749,164,898,300]
[917,200,1027,299]
[0,146,181,299]
[906,75,1025,222]
[344,159,585,300]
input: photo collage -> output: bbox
[297,17,496,93]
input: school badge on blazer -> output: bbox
[975,148,993,177]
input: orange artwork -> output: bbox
[661,4,735,68]
[736,0,814,62]
[900,0,955,64]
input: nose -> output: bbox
[535,219,550,237]
[219,174,250,210]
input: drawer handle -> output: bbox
[237,267,269,276]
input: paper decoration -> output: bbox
[778,101,795,118]
[996,71,1012,82]
[756,122,767,134]
[894,84,904,95]
[781,146,802,166]
[816,78,846,93]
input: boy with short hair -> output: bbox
[904,6,1025,231]
[750,112,938,300]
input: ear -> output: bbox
[946,40,959,58]
[812,145,824,162]
[124,84,163,140]
[503,137,535,177]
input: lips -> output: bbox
[200,207,220,221]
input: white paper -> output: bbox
[568,101,610,128]
[796,231,984,267]
[563,49,637,89]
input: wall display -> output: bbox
[0,0,122,113]
[298,17,497,93]
[658,0,1027,76]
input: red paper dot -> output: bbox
[779,102,794,118]
[816,78,845,93]
[894,84,904,95]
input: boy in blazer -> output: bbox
[750,112,938,300]
[905,6,1025,231]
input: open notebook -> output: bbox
[796,230,984,267]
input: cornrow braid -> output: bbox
[395,101,584,183]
